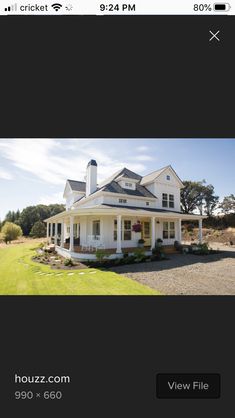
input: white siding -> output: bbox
[66,191,85,210]
[145,168,181,212]
[102,194,156,208]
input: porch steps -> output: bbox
[162,245,178,254]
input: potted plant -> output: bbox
[138,238,145,248]
[155,238,163,247]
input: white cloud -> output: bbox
[0,168,13,180]
[0,139,148,187]
[136,145,149,152]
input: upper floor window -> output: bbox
[162,193,168,207]
[169,194,174,208]
[119,198,127,204]
[125,182,132,188]
[166,175,171,180]
[146,201,150,206]
[162,193,174,208]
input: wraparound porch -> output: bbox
[45,207,204,259]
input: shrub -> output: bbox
[191,243,210,255]
[152,246,165,259]
[95,248,107,262]
[1,222,23,244]
[133,248,146,262]
[64,258,75,267]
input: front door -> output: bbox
[141,221,151,246]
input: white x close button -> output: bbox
[209,30,220,42]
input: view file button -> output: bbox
[156,373,220,399]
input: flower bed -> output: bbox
[33,250,87,270]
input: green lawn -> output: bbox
[0,242,160,295]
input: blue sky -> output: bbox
[0,139,234,220]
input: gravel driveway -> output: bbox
[111,249,235,295]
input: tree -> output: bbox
[219,194,235,214]
[181,180,219,215]
[30,221,46,238]
[203,184,219,216]
[1,222,23,244]
[181,180,206,213]
[17,204,65,235]
[17,206,41,236]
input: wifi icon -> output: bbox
[51,3,62,11]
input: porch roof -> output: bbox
[44,204,206,222]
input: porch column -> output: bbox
[60,221,64,248]
[46,222,49,241]
[198,218,203,243]
[69,216,74,252]
[151,217,156,249]
[50,222,53,243]
[54,222,58,245]
[116,215,122,254]
[178,219,182,243]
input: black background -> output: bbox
[0,15,235,417]
[0,15,234,138]
[0,297,234,416]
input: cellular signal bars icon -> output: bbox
[4,4,17,12]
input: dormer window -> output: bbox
[166,175,170,180]
[146,202,150,206]
[125,182,132,188]
[119,198,127,204]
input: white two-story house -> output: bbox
[45,160,205,259]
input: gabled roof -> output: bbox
[115,167,142,181]
[99,167,142,188]
[140,165,184,187]
[67,179,86,192]
[101,180,156,198]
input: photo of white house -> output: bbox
[45,160,204,260]
[1,138,234,296]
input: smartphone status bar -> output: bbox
[1,0,234,15]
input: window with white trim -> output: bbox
[162,193,168,207]
[114,219,117,241]
[119,198,127,204]
[125,182,132,188]
[169,194,174,208]
[163,222,175,239]
[113,219,132,241]
[92,220,100,239]
[166,175,171,180]
[123,220,132,240]
[162,193,174,208]
[146,201,150,206]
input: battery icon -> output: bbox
[213,3,231,10]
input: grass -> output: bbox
[0,241,160,295]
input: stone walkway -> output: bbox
[111,250,235,295]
